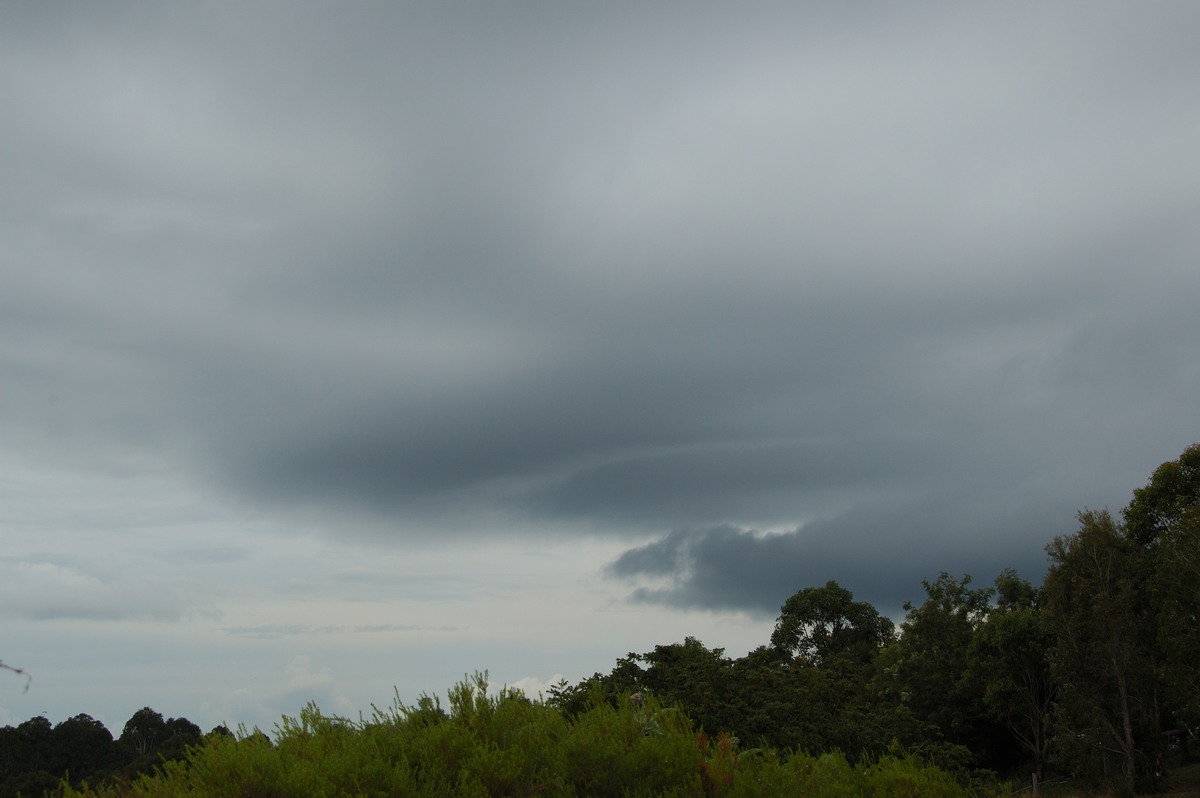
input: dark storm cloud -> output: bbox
[606,484,1075,618]
[3,1,1200,617]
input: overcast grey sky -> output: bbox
[2,1,1199,734]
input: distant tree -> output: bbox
[113,708,206,782]
[770,581,894,668]
[50,713,121,783]
[14,716,53,773]
[584,637,739,737]
[158,716,204,765]
[0,716,54,797]
[120,707,168,757]
[208,724,235,740]
[0,725,15,781]
[1,769,58,798]
[626,637,734,727]
[164,716,202,741]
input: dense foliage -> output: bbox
[0,707,208,797]
[52,674,1003,798]
[4,444,1198,796]
[550,445,1200,796]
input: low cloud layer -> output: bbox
[220,624,458,640]
[0,556,198,622]
[607,493,1067,619]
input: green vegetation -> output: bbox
[4,444,1199,796]
[0,707,207,798]
[54,674,1003,798]
[547,444,1200,796]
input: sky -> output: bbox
[2,1,1199,736]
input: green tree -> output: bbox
[621,637,739,736]
[1,770,58,798]
[1123,444,1200,731]
[894,574,992,720]
[1153,512,1200,729]
[886,573,1000,767]
[770,580,895,668]
[164,717,201,741]
[1042,510,1160,796]
[13,716,52,773]
[550,601,897,759]
[759,583,904,758]
[120,707,167,757]
[547,637,736,736]
[967,571,1055,780]
[1123,443,1200,547]
[207,724,235,740]
[50,714,121,783]
[0,716,54,798]
[724,644,847,754]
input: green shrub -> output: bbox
[61,674,1008,798]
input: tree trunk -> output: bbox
[1114,655,1136,797]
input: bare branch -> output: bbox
[0,659,31,693]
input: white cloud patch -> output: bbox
[218,655,358,732]
[508,674,569,702]
[0,557,195,621]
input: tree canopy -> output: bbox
[770,580,895,668]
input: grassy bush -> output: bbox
[62,673,1008,797]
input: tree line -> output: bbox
[62,676,1010,798]
[0,706,223,797]
[548,443,1200,797]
